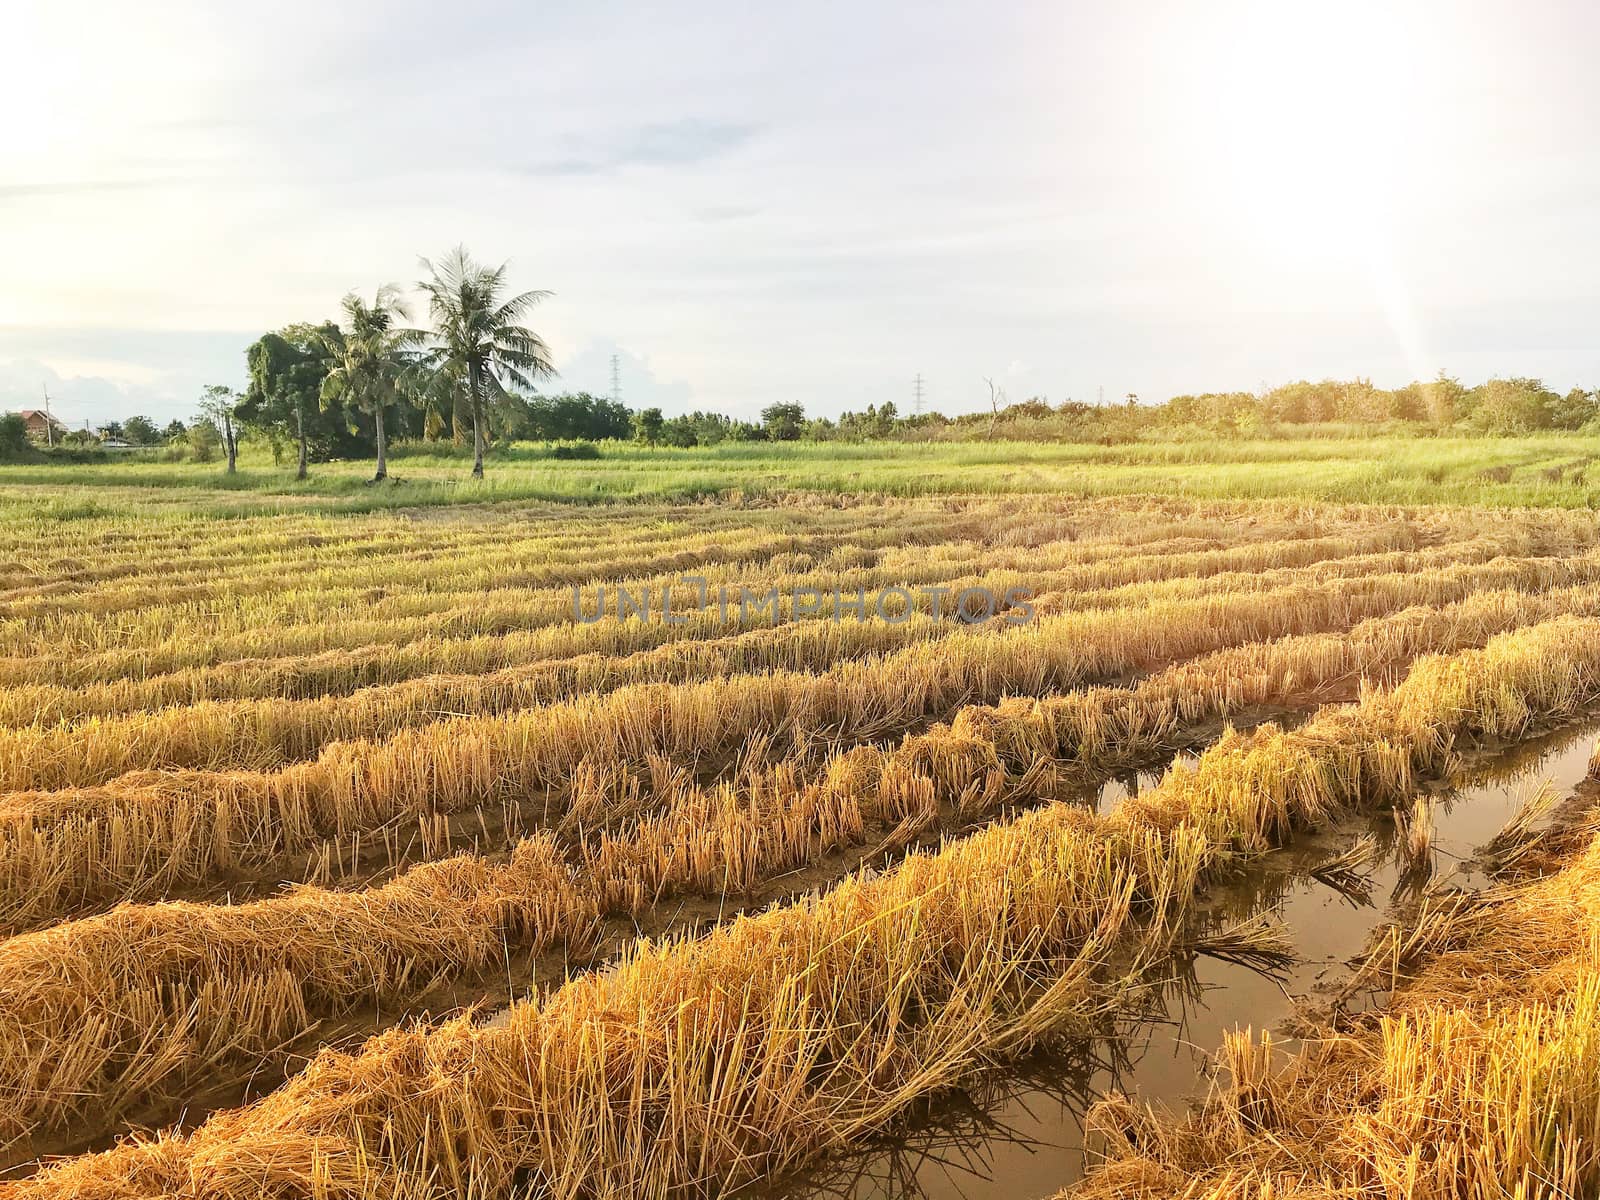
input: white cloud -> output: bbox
[2,0,1598,423]
[557,342,696,414]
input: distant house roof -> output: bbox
[14,410,68,434]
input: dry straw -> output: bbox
[14,610,1600,1197]
[0,523,1451,788]
[1071,798,1600,1200]
[2,524,1484,724]
[7,555,1597,935]
[7,499,1600,1196]
[5,583,1600,1139]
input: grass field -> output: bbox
[2,443,1600,1199]
[0,433,1596,517]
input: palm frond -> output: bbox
[413,246,558,425]
[491,289,554,326]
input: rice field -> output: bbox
[3,475,1600,1200]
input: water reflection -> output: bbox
[761,719,1600,1200]
[764,967,1223,1200]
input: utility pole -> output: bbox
[610,354,622,406]
[912,373,925,415]
[1097,385,1104,408]
[41,384,54,447]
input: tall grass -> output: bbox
[0,434,1596,513]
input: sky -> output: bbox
[3,0,1598,428]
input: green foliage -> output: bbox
[685,411,763,445]
[1165,390,1263,432]
[832,401,899,440]
[634,408,665,445]
[187,420,221,462]
[1464,377,1563,434]
[1551,388,1599,431]
[238,322,354,463]
[37,440,107,461]
[551,441,602,460]
[505,393,631,442]
[634,409,764,448]
[1391,373,1467,426]
[317,292,412,420]
[414,245,556,476]
[0,414,30,459]
[660,414,699,448]
[761,402,805,441]
[122,415,160,445]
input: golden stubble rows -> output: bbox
[5,497,1600,1198]
[0,582,1587,1143]
[12,601,1600,1198]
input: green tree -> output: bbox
[1418,372,1467,427]
[402,364,459,443]
[98,420,125,440]
[803,416,838,440]
[634,407,665,445]
[241,322,339,479]
[1261,379,1343,424]
[1550,387,1598,431]
[0,414,29,458]
[197,386,241,473]
[317,288,415,482]
[1467,377,1557,434]
[188,417,222,463]
[761,402,805,441]
[1331,378,1389,423]
[122,415,159,445]
[520,393,631,441]
[161,419,188,443]
[661,415,699,447]
[416,246,556,479]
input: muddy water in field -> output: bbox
[764,721,1600,1200]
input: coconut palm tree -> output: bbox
[318,287,414,482]
[416,246,555,478]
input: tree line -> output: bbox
[232,247,554,481]
[10,307,1600,474]
[2,245,558,477]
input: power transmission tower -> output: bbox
[610,354,621,406]
[912,373,925,415]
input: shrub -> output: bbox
[188,421,222,463]
[0,413,29,459]
[553,442,602,460]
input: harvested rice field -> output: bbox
[5,480,1600,1200]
